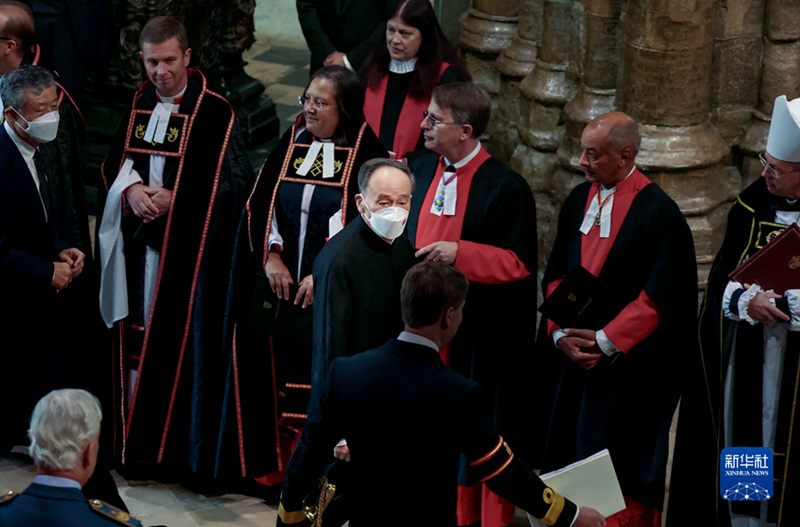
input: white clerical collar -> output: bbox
[398,331,439,352]
[579,165,637,238]
[4,118,35,164]
[156,84,187,106]
[34,474,82,489]
[431,143,483,217]
[444,142,482,169]
[389,57,418,74]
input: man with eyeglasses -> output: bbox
[688,94,800,526]
[406,82,538,526]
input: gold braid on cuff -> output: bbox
[541,487,565,526]
[278,503,307,524]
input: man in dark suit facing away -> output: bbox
[277,261,606,527]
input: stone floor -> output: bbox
[0,38,676,527]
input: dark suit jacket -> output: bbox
[279,338,577,527]
[296,0,398,73]
[0,124,68,447]
[0,124,67,296]
[0,483,139,527]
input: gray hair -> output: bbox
[28,389,102,472]
[357,158,416,194]
[0,64,55,111]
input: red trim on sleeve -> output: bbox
[603,290,663,353]
[455,240,530,284]
[470,436,504,466]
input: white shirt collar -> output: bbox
[4,118,36,164]
[444,142,482,169]
[34,474,82,489]
[156,83,188,106]
[397,331,439,352]
[389,57,418,74]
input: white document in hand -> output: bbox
[527,449,625,526]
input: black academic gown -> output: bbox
[673,177,799,526]
[406,149,540,464]
[277,338,578,527]
[99,69,254,476]
[538,179,697,512]
[215,118,387,479]
[310,215,415,405]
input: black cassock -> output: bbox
[538,177,697,513]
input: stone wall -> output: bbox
[458,0,788,291]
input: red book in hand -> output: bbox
[728,223,800,295]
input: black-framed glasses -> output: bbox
[759,153,800,178]
[298,95,327,110]
[422,110,461,127]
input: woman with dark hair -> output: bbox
[215,65,387,483]
[361,0,470,160]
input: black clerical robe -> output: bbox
[310,215,415,405]
[539,173,697,512]
[406,149,539,462]
[214,117,387,479]
[99,68,254,475]
[674,177,799,526]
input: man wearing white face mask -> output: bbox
[0,64,85,451]
[310,158,416,413]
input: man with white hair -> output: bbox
[0,389,141,526]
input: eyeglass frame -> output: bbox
[298,95,328,110]
[422,110,462,127]
[759,152,800,178]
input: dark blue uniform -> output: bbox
[0,483,141,527]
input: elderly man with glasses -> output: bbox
[679,94,800,526]
[405,82,539,527]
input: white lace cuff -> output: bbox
[596,330,620,356]
[739,284,764,325]
[722,281,744,320]
[785,289,800,330]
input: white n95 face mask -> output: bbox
[362,201,409,241]
[13,108,60,143]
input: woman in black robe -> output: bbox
[215,66,388,482]
[360,0,470,160]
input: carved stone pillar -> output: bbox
[510,0,582,271]
[558,0,621,173]
[620,1,735,285]
[491,0,542,160]
[84,0,278,179]
[710,1,763,145]
[459,0,519,98]
[739,0,800,188]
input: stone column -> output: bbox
[739,0,800,188]
[619,0,735,285]
[491,0,542,160]
[558,0,622,174]
[510,0,583,272]
[709,1,763,145]
[459,0,519,99]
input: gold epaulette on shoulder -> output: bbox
[88,499,143,526]
[0,490,18,506]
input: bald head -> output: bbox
[0,1,34,74]
[579,112,640,187]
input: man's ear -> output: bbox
[81,440,94,470]
[184,47,192,67]
[460,124,473,142]
[355,193,368,214]
[441,305,456,330]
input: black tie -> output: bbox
[33,149,51,220]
